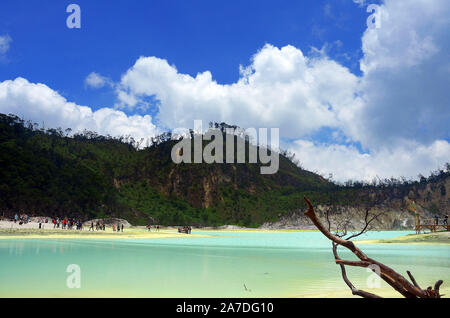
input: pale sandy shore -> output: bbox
[0,220,208,239]
[358,231,450,245]
[0,220,315,239]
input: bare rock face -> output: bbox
[260,204,430,230]
[83,218,131,227]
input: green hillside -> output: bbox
[1,113,448,227]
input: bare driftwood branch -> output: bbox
[407,270,421,289]
[303,197,443,298]
[332,242,381,298]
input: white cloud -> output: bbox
[0,35,12,56]
[290,139,450,182]
[85,72,112,89]
[354,0,450,149]
[117,45,360,139]
[0,78,159,145]
[289,0,450,181]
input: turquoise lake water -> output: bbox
[0,231,449,297]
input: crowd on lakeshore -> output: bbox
[13,213,31,225]
[11,214,129,232]
[51,217,84,230]
[7,214,192,234]
[146,224,161,232]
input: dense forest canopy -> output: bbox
[0,113,449,226]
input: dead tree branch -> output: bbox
[303,197,443,298]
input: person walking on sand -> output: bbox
[117,224,120,232]
[14,214,18,223]
[90,222,94,231]
[121,224,124,232]
[112,224,115,232]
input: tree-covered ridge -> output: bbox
[0,113,449,226]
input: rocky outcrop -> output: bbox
[260,204,433,230]
[83,218,131,227]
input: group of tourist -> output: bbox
[51,217,83,230]
[13,213,30,225]
[146,225,160,232]
[178,226,192,234]
[87,221,125,232]
[89,221,106,231]
[9,214,132,232]
[112,223,124,232]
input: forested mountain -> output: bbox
[0,113,449,227]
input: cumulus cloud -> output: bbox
[85,72,112,89]
[353,0,450,149]
[117,45,361,139]
[291,0,450,181]
[290,139,450,182]
[0,78,159,145]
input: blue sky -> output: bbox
[0,0,448,181]
[0,0,370,111]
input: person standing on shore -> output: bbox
[121,224,124,232]
[112,224,115,232]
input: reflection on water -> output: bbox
[0,231,449,297]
